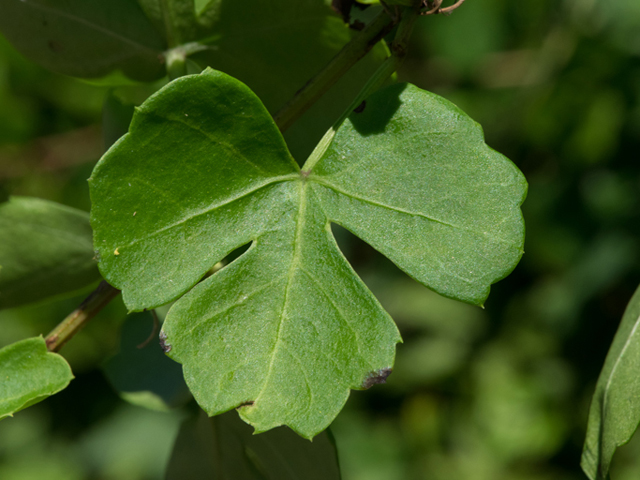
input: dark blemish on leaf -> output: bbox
[353,101,366,114]
[361,368,392,389]
[237,400,255,409]
[159,331,172,353]
[47,40,63,53]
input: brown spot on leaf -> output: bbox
[361,368,392,389]
[159,331,172,353]
[353,101,366,113]
[237,400,255,409]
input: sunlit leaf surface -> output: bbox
[89,68,526,437]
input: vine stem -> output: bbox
[45,281,121,352]
[273,10,396,132]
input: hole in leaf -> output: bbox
[202,241,253,280]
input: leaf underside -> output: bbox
[0,337,74,420]
[582,284,640,480]
[89,68,526,437]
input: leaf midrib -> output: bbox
[309,176,520,248]
[253,180,310,408]
[599,311,640,448]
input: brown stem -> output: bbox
[45,281,121,352]
[422,0,466,15]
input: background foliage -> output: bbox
[1,0,640,479]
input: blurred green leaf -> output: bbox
[0,197,101,309]
[0,337,74,420]
[0,0,166,82]
[102,312,191,411]
[582,284,640,480]
[166,409,341,480]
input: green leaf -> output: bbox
[0,337,74,420]
[0,0,166,81]
[582,284,640,480]
[89,69,526,437]
[190,0,390,160]
[308,82,526,304]
[0,197,102,309]
[102,312,191,411]
[166,409,341,480]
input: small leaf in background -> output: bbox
[89,69,525,437]
[102,312,191,412]
[0,336,74,420]
[582,284,640,480]
[0,197,101,309]
[0,0,166,82]
[165,409,341,480]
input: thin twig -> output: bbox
[422,0,466,15]
[273,10,396,132]
[137,309,160,349]
[45,281,121,352]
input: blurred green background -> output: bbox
[1,0,640,478]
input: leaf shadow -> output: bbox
[348,83,407,136]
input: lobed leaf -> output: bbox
[0,197,101,309]
[89,68,526,437]
[582,284,640,480]
[0,337,74,420]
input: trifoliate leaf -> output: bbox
[89,68,526,437]
[0,337,74,420]
[0,197,101,309]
